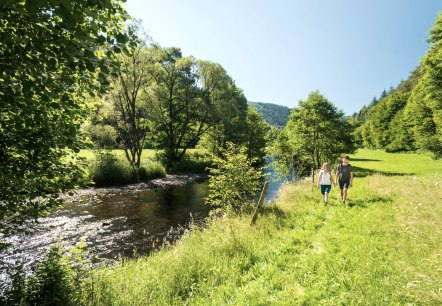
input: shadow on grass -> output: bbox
[261,204,288,219]
[352,166,414,178]
[348,195,393,208]
[351,158,382,162]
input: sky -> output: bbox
[125,0,441,115]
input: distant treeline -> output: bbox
[248,101,291,128]
[349,12,441,158]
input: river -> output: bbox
[1,165,285,273]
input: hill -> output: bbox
[248,101,291,128]
[351,11,441,158]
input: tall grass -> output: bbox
[76,149,441,304]
[87,151,166,187]
[80,149,211,185]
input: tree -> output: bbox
[244,107,268,163]
[147,47,204,167]
[0,0,132,233]
[147,49,249,167]
[109,38,153,167]
[206,142,262,211]
[404,12,442,158]
[198,75,248,157]
[248,102,291,128]
[275,91,354,176]
[355,12,442,158]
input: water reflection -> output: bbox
[2,182,210,268]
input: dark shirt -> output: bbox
[337,163,352,181]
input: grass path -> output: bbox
[78,150,442,305]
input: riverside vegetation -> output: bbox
[19,149,435,305]
[80,149,212,187]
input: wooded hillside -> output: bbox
[248,101,291,128]
[351,12,442,158]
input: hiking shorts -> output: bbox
[320,185,331,194]
[339,179,351,189]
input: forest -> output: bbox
[349,17,441,158]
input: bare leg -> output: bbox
[342,188,348,203]
[324,192,329,205]
[340,188,344,201]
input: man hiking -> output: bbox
[336,156,353,204]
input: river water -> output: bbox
[1,180,210,270]
[1,166,285,273]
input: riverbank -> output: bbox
[76,149,442,305]
[1,173,210,278]
[65,173,208,200]
[79,149,212,187]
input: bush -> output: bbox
[1,243,89,306]
[170,150,213,173]
[82,123,117,149]
[88,150,131,186]
[88,151,166,186]
[137,161,166,181]
[206,142,262,212]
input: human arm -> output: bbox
[349,167,353,187]
[318,172,322,187]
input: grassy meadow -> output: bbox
[77,149,441,305]
[78,149,158,165]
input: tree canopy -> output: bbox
[0,0,132,232]
[275,91,354,177]
[354,12,442,158]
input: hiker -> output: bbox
[318,162,334,206]
[336,156,353,204]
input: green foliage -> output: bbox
[198,80,249,157]
[0,0,132,232]
[1,243,90,306]
[145,47,262,168]
[88,150,165,186]
[89,151,132,186]
[275,91,355,177]
[147,47,206,167]
[74,150,442,305]
[168,150,213,173]
[358,92,411,150]
[108,27,153,167]
[244,106,268,163]
[248,101,291,128]
[356,12,442,158]
[206,143,262,211]
[403,12,442,158]
[82,122,117,149]
[137,162,167,181]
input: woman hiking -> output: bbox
[318,162,334,206]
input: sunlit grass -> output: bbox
[349,148,442,176]
[78,149,158,167]
[77,149,442,305]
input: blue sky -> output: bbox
[125,0,441,115]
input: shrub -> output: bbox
[1,243,89,306]
[206,142,262,212]
[170,150,213,173]
[82,123,117,149]
[88,150,131,186]
[155,149,213,173]
[89,151,166,186]
[137,161,166,181]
